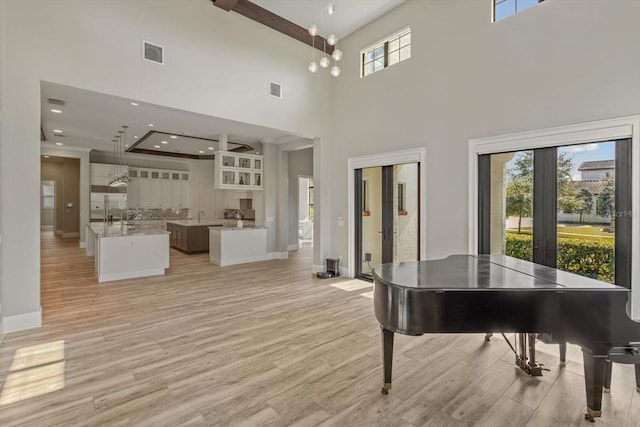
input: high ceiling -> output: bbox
[40,1,406,159]
[40,82,295,157]
[251,0,406,39]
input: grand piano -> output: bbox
[373,254,640,421]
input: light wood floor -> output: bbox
[0,233,638,426]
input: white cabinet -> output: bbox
[150,170,171,208]
[170,172,191,208]
[215,152,263,190]
[128,167,189,209]
[137,170,151,208]
[91,163,129,186]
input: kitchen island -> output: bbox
[166,219,222,253]
[86,223,170,282]
[209,226,267,266]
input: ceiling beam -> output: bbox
[211,0,334,54]
[212,0,239,11]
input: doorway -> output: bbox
[41,180,56,232]
[354,163,419,280]
[298,177,314,249]
[478,139,631,288]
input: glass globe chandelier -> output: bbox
[308,1,341,77]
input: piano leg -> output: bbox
[559,343,567,366]
[582,348,606,421]
[603,360,612,393]
[381,327,394,395]
[635,364,640,392]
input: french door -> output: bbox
[478,139,631,288]
[354,163,419,280]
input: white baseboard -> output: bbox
[54,229,63,236]
[63,232,80,238]
[40,225,53,231]
[267,252,288,260]
[0,319,5,344]
[4,308,42,333]
[287,244,299,251]
[79,240,86,248]
[86,249,95,256]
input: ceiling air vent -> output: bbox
[269,81,282,99]
[142,40,164,65]
[48,98,65,106]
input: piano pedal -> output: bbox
[584,413,596,423]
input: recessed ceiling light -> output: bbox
[170,135,177,139]
[53,129,63,133]
[51,109,62,114]
[134,136,139,139]
[125,144,129,147]
[148,123,154,127]
[130,102,139,106]
[55,142,63,146]
[208,147,214,150]
[198,150,204,154]
[43,155,50,159]
[161,141,168,144]
[154,145,160,148]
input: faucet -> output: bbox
[197,210,205,223]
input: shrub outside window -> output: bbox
[361,27,411,77]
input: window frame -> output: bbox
[493,0,546,23]
[360,27,411,78]
[469,116,640,320]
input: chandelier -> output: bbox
[109,125,131,187]
[308,1,342,77]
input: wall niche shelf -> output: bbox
[215,151,263,190]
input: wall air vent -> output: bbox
[269,81,282,99]
[48,98,65,106]
[142,40,164,65]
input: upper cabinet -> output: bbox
[215,151,263,190]
[90,163,128,186]
[127,167,190,209]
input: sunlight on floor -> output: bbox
[330,279,373,292]
[0,340,66,406]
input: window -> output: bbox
[397,182,407,215]
[478,140,631,287]
[361,27,411,77]
[41,182,54,209]
[493,0,545,22]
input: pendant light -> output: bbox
[307,1,342,77]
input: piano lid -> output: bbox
[373,254,630,292]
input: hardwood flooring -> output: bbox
[0,232,638,426]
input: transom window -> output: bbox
[361,27,411,77]
[493,0,545,22]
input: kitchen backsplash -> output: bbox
[127,208,189,220]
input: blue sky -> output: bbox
[506,141,615,182]
[495,0,541,21]
[559,141,615,181]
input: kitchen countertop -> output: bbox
[88,222,170,237]
[166,219,223,227]
[210,226,267,231]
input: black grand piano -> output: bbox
[373,254,640,421]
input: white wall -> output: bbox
[0,0,5,338]
[330,0,640,267]
[0,0,331,332]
